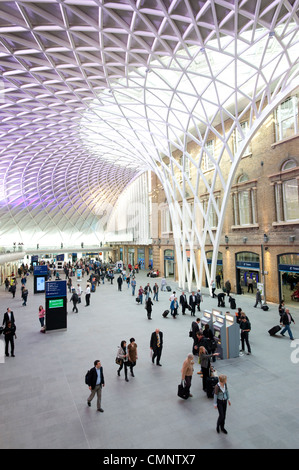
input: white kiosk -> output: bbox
[212,309,227,359]
[225,312,240,358]
[201,310,213,332]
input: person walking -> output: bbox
[225,280,231,297]
[138,286,144,305]
[127,337,138,377]
[160,277,167,291]
[116,340,129,382]
[70,289,79,313]
[2,308,15,327]
[131,277,136,296]
[196,289,202,311]
[117,275,123,291]
[145,296,153,320]
[280,308,295,340]
[150,328,163,366]
[4,321,16,357]
[85,284,91,306]
[38,305,46,332]
[180,291,188,315]
[189,292,197,316]
[170,297,179,318]
[211,280,216,298]
[253,289,262,308]
[240,313,251,354]
[181,353,194,397]
[153,283,159,301]
[278,300,285,320]
[21,286,28,306]
[214,374,231,434]
[86,359,105,412]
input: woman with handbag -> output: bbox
[116,340,129,382]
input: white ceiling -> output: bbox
[0,0,298,246]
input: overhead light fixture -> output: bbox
[243,237,247,243]
[225,235,229,244]
[289,235,295,242]
[264,234,269,243]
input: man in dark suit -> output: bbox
[150,328,163,366]
[86,359,105,412]
[179,292,188,315]
[191,318,201,340]
[2,308,15,327]
[189,292,197,316]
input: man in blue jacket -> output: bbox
[87,360,105,412]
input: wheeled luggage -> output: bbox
[136,297,140,303]
[177,381,189,399]
[162,310,169,318]
[229,297,236,309]
[262,304,269,311]
[206,376,218,398]
[166,286,171,292]
[268,325,281,336]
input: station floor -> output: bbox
[0,270,299,450]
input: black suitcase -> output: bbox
[136,297,140,303]
[262,304,269,311]
[166,286,171,292]
[162,310,169,318]
[268,325,281,336]
[230,297,236,309]
[206,376,218,398]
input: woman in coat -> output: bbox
[199,346,219,391]
[145,297,153,320]
[117,340,129,382]
[170,297,179,318]
[127,337,138,377]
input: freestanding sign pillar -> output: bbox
[45,280,67,332]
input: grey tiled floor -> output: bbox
[1,271,299,449]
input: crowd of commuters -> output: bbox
[1,258,297,436]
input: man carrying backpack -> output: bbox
[86,360,105,412]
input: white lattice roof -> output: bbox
[0,0,298,246]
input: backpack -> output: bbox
[85,369,91,385]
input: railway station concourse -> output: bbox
[0,0,299,451]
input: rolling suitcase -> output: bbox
[166,286,171,292]
[262,304,269,311]
[268,325,281,336]
[206,376,218,398]
[229,297,236,309]
[162,310,169,318]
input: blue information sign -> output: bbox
[278,264,299,273]
[34,265,48,275]
[46,280,67,298]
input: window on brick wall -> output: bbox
[274,160,299,223]
[234,121,251,157]
[274,96,298,141]
[231,174,257,227]
[202,140,215,171]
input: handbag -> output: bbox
[115,357,123,366]
[189,330,193,338]
[177,380,189,400]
